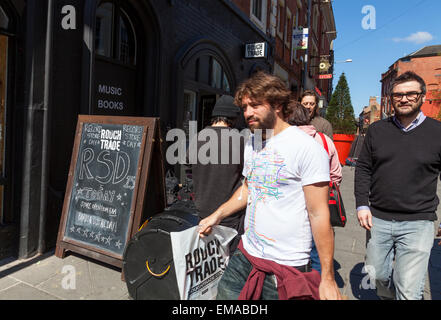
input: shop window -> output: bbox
[95,3,112,57]
[223,75,231,93]
[183,90,196,137]
[211,59,222,89]
[210,57,231,93]
[95,1,136,65]
[93,0,140,116]
[0,7,9,30]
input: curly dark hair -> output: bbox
[389,71,426,96]
[286,101,311,126]
[300,89,319,117]
[234,71,292,118]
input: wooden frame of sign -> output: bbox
[55,115,166,269]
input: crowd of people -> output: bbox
[189,70,441,300]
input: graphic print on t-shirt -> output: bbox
[245,147,289,255]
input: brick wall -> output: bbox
[232,0,250,15]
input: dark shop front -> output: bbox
[0,0,272,261]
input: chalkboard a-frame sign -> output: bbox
[55,115,165,268]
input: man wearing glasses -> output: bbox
[355,71,441,300]
[300,90,334,140]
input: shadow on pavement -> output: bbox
[333,259,345,288]
[429,239,441,300]
[349,262,379,300]
[0,250,54,279]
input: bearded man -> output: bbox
[355,71,441,300]
[199,71,342,300]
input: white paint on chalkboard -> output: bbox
[104,236,112,245]
[95,150,130,185]
[84,123,103,133]
[77,212,117,232]
[75,187,116,204]
[78,148,131,185]
[123,176,136,190]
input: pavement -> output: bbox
[1,166,441,300]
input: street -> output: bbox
[1,165,441,300]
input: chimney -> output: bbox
[369,96,378,106]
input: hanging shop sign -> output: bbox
[245,42,268,59]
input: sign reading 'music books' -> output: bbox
[293,27,309,50]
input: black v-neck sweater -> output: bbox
[355,117,441,221]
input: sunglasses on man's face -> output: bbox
[302,102,316,107]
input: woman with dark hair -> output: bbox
[287,101,342,274]
[288,101,342,184]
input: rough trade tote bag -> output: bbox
[317,132,347,227]
[170,225,237,300]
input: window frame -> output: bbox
[95,0,137,66]
[291,8,300,64]
[276,0,285,40]
[209,56,232,93]
[250,0,268,33]
[284,7,292,48]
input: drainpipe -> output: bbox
[18,0,53,258]
[38,0,54,254]
[302,0,312,91]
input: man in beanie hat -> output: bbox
[191,95,245,253]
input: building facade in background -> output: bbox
[358,96,381,134]
[0,0,336,261]
[233,0,336,106]
[381,45,441,120]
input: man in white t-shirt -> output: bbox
[199,72,341,300]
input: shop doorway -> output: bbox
[92,0,141,116]
[0,3,16,259]
[199,94,217,131]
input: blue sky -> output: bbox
[332,0,441,116]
